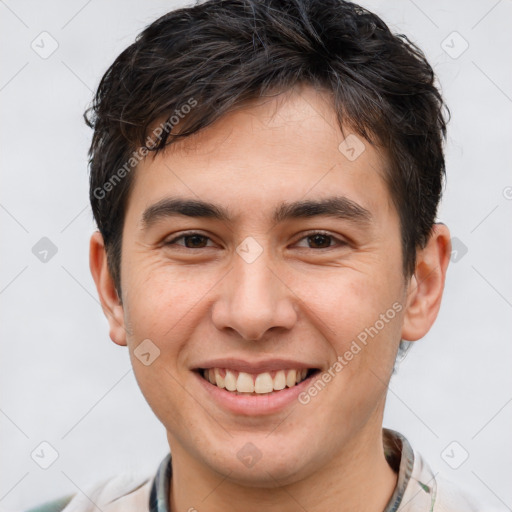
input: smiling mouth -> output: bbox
[199,368,320,395]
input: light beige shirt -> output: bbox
[28,429,489,512]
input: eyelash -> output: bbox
[164,230,347,250]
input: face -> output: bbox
[111,85,410,485]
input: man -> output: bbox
[28,0,487,510]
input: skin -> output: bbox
[90,84,451,511]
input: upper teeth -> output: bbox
[204,368,309,394]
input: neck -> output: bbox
[168,424,398,512]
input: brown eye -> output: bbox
[307,234,333,248]
[294,231,347,250]
[181,235,209,248]
[165,233,213,248]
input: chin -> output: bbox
[202,439,314,488]
[218,460,305,488]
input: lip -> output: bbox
[193,364,320,416]
[192,357,314,374]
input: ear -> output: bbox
[89,231,127,346]
[401,223,451,342]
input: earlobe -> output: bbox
[89,231,127,346]
[401,223,451,342]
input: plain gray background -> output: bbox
[1,0,511,510]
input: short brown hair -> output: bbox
[85,0,449,297]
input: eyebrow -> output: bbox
[141,196,372,229]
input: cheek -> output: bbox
[121,259,222,351]
[288,258,405,381]
[296,264,403,332]
[120,263,208,424]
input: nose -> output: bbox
[211,249,298,341]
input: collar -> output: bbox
[149,450,171,512]
[149,429,434,512]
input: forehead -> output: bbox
[125,85,395,225]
